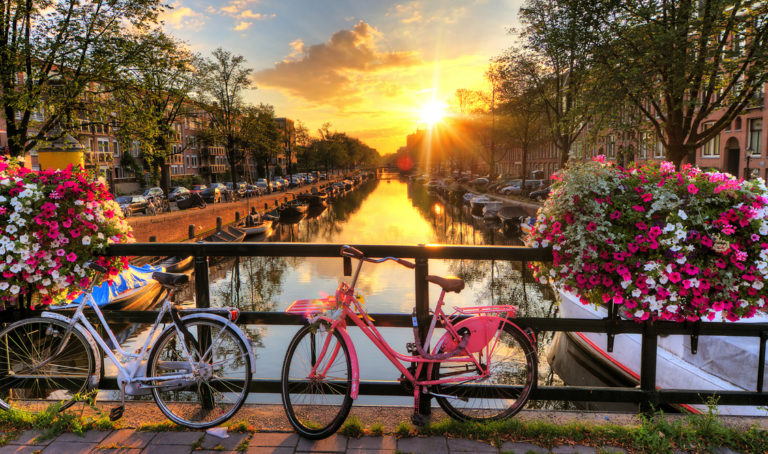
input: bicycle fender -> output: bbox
[40,311,103,388]
[314,317,360,400]
[442,316,527,354]
[178,313,257,374]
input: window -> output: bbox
[638,133,649,159]
[654,139,665,158]
[97,139,109,153]
[132,141,140,157]
[607,136,615,159]
[735,117,742,131]
[702,122,720,157]
[748,118,762,156]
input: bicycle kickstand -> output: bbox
[410,387,431,427]
[110,381,126,421]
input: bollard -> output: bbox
[235,211,240,222]
[264,203,269,210]
[216,216,222,232]
[149,236,156,242]
[188,224,195,239]
[251,206,257,214]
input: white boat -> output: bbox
[554,289,768,416]
[241,220,272,236]
[469,195,495,216]
[482,201,504,220]
[463,191,478,205]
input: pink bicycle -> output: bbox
[281,245,538,439]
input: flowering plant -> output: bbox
[528,157,768,322]
[0,156,133,307]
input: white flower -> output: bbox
[634,310,645,318]
[5,225,17,234]
[753,281,764,290]
[10,264,21,273]
[18,234,28,244]
[676,256,687,264]
[761,223,768,236]
[42,278,51,286]
[82,236,91,246]
[9,285,20,295]
[632,289,642,298]
[678,209,688,220]
[0,282,8,290]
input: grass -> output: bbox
[339,416,364,438]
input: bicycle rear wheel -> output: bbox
[431,323,536,421]
[0,318,95,414]
[147,317,251,429]
[281,324,353,439]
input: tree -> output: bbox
[108,31,197,194]
[501,0,600,165]
[240,103,280,181]
[195,48,253,186]
[0,0,164,157]
[582,0,768,166]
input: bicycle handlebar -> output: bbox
[85,261,108,273]
[340,245,415,269]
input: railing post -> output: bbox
[640,320,658,413]
[194,243,210,309]
[216,216,222,232]
[413,244,431,424]
[188,224,195,240]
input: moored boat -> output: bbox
[279,200,309,220]
[203,225,246,242]
[497,206,530,235]
[240,219,272,236]
[469,195,495,216]
[482,201,504,220]
[551,289,768,416]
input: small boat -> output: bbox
[297,193,327,208]
[497,206,530,235]
[551,289,768,416]
[60,264,167,311]
[202,225,246,242]
[463,192,478,205]
[469,195,495,216]
[150,255,194,273]
[279,200,309,219]
[482,201,504,220]
[241,220,272,236]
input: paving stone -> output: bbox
[710,448,741,454]
[7,430,53,446]
[97,449,143,454]
[0,445,51,454]
[245,447,295,454]
[199,431,250,451]
[41,441,98,454]
[397,436,449,454]
[140,445,193,454]
[551,445,598,454]
[146,432,203,445]
[447,438,497,453]
[249,433,299,448]
[346,436,396,451]
[499,441,549,454]
[345,450,396,454]
[597,448,627,454]
[55,430,112,443]
[99,430,156,450]
[296,434,348,452]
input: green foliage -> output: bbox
[368,422,384,436]
[339,415,365,438]
[394,421,413,437]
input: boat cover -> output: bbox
[58,264,163,308]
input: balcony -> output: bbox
[84,151,113,167]
[202,146,226,157]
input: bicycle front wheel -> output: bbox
[0,318,95,414]
[281,324,353,439]
[147,317,251,429]
[431,323,537,421]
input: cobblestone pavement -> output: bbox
[0,428,749,454]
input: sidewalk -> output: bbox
[0,428,634,454]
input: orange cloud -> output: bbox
[161,1,205,30]
[254,21,421,105]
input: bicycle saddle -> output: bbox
[426,275,465,293]
[152,271,189,287]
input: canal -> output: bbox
[109,174,568,408]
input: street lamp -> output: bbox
[745,145,754,180]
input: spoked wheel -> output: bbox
[0,318,95,415]
[281,324,353,439]
[147,317,251,429]
[431,324,537,421]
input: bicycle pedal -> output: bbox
[109,405,124,421]
[406,342,417,354]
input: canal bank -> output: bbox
[125,179,343,242]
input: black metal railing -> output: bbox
[99,242,768,416]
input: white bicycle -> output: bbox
[0,263,255,428]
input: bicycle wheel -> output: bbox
[147,317,251,429]
[0,318,95,414]
[431,323,537,421]
[281,323,353,439]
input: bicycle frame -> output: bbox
[42,289,199,389]
[288,255,523,400]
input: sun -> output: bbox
[419,100,448,126]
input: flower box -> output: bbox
[528,157,768,322]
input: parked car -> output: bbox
[200,186,221,203]
[168,186,190,202]
[529,185,551,202]
[144,187,164,199]
[290,175,302,187]
[143,187,168,212]
[255,181,270,194]
[500,180,522,195]
[190,184,207,194]
[117,195,153,217]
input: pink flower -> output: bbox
[610,210,621,220]
[668,272,682,283]
[687,184,699,195]
[632,205,645,212]
[586,222,597,231]
[66,252,77,262]
[641,193,653,202]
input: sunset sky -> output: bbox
[160,0,521,155]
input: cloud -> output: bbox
[389,2,467,25]
[161,2,205,31]
[234,21,252,31]
[241,9,275,20]
[394,2,423,24]
[219,0,259,15]
[254,21,421,105]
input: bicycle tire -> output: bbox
[147,316,251,429]
[0,318,95,414]
[281,323,353,439]
[431,322,537,421]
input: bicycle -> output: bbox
[281,245,538,439]
[0,263,255,428]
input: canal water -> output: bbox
[108,174,567,408]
